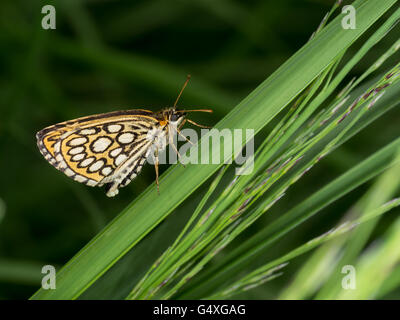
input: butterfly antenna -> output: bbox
[173,74,191,109]
[186,118,212,129]
[181,109,213,113]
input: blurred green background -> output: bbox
[0,0,399,299]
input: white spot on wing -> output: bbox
[79,157,95,168]
[80,128,96,135]
[110,147,122,158]
[71,153,85,161]
[101,166,113,176]
[69,137,88,146]
[65,168,75,176]
[69,146,85,155]
[54,141,61,153]
[89,159,105,172]
[118,132,135,144]
[58,160,67,169]
[87,179,98,187]
[74,175,87,183]
[115,154,128,166]
[92,137,112,153]
[107,124,122,133]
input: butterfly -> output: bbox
[36,76,212,197]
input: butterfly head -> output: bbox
[169,108,187,126]
[157,108,187,128]
[157,75,213,129]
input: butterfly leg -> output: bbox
[105,182,120,197]
[174,122,194,146]
[168,128,186,168]
[154,147,160,194]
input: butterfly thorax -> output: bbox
[154,107,187,129]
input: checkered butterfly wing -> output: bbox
[36,110,159,197]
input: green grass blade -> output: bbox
[337,216,400,299]
[178,136,400,298]
[177,77,400,299]
[206,198,400,299]
[279,154,400,299]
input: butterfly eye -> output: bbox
[170,113,181,122]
